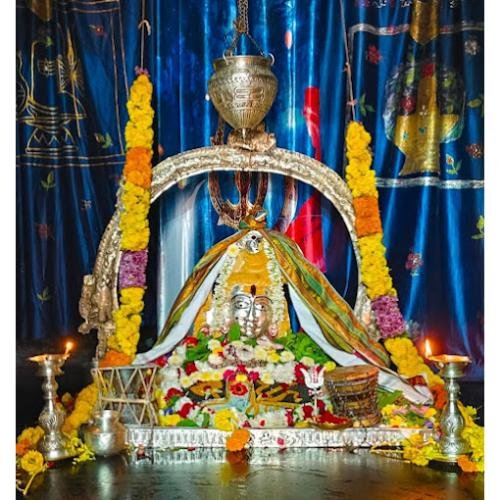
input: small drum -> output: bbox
[324,365,380,427]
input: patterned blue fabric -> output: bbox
[16,0,483,379]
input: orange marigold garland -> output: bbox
[103,71,154,366]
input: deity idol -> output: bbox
[134,211,430,427]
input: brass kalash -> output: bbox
[208,0,277,149]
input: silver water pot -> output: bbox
[83,410,126,457]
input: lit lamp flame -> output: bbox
[64,341,74,358]
[424,339,432,359]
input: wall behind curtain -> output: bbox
[16,0,483,379]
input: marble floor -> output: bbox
[23,448,484,500]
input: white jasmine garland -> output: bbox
[208,339,222,351]
[160,367,181,383]
[169,354,183,366]
[262,239,287,324]
[208,353,224,366]
[271,362,295,384]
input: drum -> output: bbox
[324,365,380,427]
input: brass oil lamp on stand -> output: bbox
[28,342,77,462]
[427,351,471,463]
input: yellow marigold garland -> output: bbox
[103,72,154,366]
[345,122,395,302]
[62,382,98,436]
[345,121,444,391]
[384,337,443,388]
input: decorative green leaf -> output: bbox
[228,323,241,342]
[94,132,113,149]
[44,36,53,47]
[442,77,452,89]
[41,171,56,190]
[467,98,482,108]
[365,104,375,113]
[37,287,51,302]
[359,93,366,105]
[244,337,257,347]
[165,395,181,409]
[377,389,403,409]
[101,133,113,149]
[471,215,484,239]
[201,412,210,428]
[176,419,199,428]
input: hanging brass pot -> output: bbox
[208,55,277,133]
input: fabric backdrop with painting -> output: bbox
[16,0,484,379]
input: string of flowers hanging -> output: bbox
[102,2,154,367]
[337,0,443,393]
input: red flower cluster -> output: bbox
[152,355,168,368]
[164,387,183,402]
[230,383,248,397]
[184,362,197,375]
[294,363,306,384]
[318,412,349,425]
[183,336,198,347]
[178,402,195,418]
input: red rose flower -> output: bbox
[223,369,236,381]
[184,362,198,375]
[230,382,248,396]
[303,404,314,419]
[277,437,286,447]
[243,421,251,428]
[153,355,168,368]
[286,409,294,427]
[294,363,306,384]
[164,387,183,401]
[183,336,198,347]
[248,371,259,382]
[319,411,348,425]
[178,402,194,418]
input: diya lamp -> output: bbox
[28,341,77,461]
[424,339,471,462]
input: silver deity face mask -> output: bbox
[230,290,272,338]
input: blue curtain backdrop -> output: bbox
[16,0,484,379]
